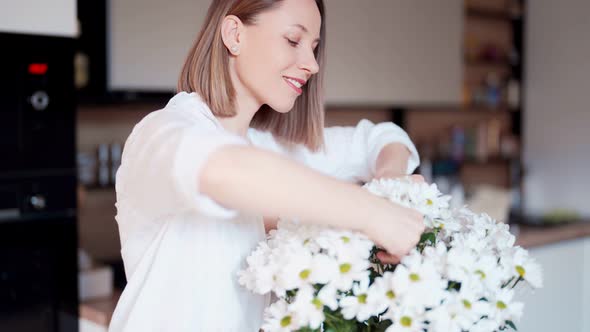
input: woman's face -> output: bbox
[235,0,321,113]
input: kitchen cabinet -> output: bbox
[517,236,590,332]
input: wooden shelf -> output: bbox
[464,57,516,67]
[433,157,517,167]
[405,105,516,113]
[466,7,521,22]
[461,103,518,112]
[461,157,518,165]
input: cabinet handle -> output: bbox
[0,209,20,221]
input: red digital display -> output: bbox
[28,63,48,75]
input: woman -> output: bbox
[108,0,424,331]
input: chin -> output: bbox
[268,99,296,113]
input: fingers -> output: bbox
[376,250,400,265]
[410,174,425,183]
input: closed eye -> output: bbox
[286,38,299,47]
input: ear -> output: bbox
[221,15,243,55]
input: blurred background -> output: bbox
[0,0,588,331]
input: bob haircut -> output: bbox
[177,0,326,151]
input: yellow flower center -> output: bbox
[462,300,472,309]
[358,294,367,304]
[312,298,323,310]
[426,199,433,206]
[409,273,420,282]
[340,263,351,273]
[475,269,486,279]
[400,316,412,327]
[299,269,310,280]
[280,316,292,327]
[341,236,350,243]
[386,290,396,299]
[516,265,526,277]
[496,301,507,310]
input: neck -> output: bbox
[215,95,259,139]
[215,63,262,139]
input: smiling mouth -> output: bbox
[283,77,303,94]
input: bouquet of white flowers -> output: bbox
[238,178,543,332]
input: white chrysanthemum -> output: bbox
[366,271,398,315]
[273,242,314,292]
[384,307,425,332]
[446,247,477,283]
[288,286,325,329]
[433,214,462,239]
[363,178,452,221]
[471,254,505,292]
[428,280,489,332]
[274,246,341,293]
[487,288,524,326]
[270,220,322,254]
[240,175,541,332]
[407,182,451,218]
[500,246,543,288]
[238,242,275,294]
[317,284,339,311]
[422,242,448,275]
[470,317,501,332]
[262,299,301,332]
[363,178,411,202]
[315,228,373,260]
[393,250,447,309]
[489,222,516,250]
[330,252,371,291]
[450,231,488,254]
[340,277,377,321]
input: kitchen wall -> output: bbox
[0,0,77,36]
[108,0,462,104]
[523,0,590,217]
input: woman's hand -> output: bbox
[263,216,278,233]
[371,173,426,264]
[363,198,425,265]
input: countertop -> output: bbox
[514,220,590,248]
[79,220,590,327]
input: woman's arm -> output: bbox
[248,119,420,183]
[200,145,424,259]
[374,142,412,179]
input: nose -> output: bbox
[299,49,320,77]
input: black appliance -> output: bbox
[0,32,78,332]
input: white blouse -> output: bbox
[108,91,419,332]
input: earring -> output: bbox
[230,45,239,54]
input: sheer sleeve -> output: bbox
[116,110,248,219]
[247,119,419,183]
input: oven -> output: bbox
[0,32,78,332]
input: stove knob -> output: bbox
[30,90,50,111]
[30,195,47,210]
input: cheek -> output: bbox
[239,43,294,96]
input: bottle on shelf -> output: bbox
[485,72,502,108]
[110,142,122,185]
[97,143,110,187]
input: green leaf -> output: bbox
[375,319,393,332]
[447,280,462,291]
[506,320,518,330]
[420,232,436,245]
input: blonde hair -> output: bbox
[177,0,326,151]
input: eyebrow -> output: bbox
[291,24,321,43]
